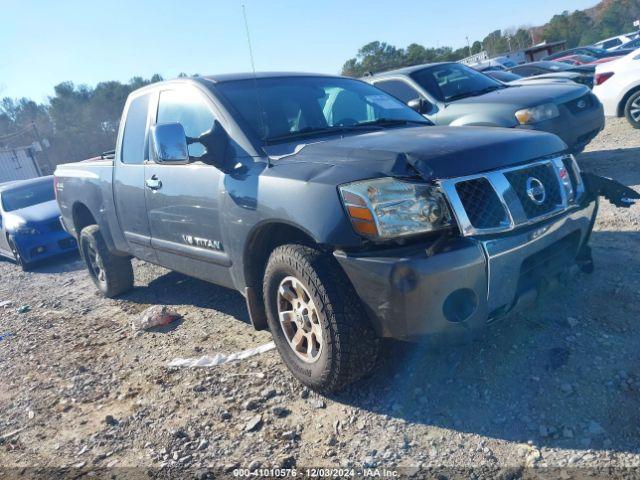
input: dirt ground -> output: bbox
[1,118,639,478]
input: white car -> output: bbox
[593,48,640,128]
[594,32,638,51]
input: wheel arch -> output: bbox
[242,220,320,331]
[72,202,98,237]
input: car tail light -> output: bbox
[595,72,614,85]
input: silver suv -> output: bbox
[366,62,604,153]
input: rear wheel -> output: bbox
[263,244,380,393]
[8,236,30,271]
[624,90,640,129]
[79,225,133,297]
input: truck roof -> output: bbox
[198,72,340,83]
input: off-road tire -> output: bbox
[263,244,381,392]
[624,90,640,129]
[8,236,30,271]
[79,225,133,298]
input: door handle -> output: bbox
[145,175,162,190]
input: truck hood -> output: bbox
[449,83,588,108]
[267,125,566,181]
[3,200,61,228]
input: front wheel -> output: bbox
[8,236,30,271]
[79,225,133,298]
[624,90,640,129]
[263,244,380,393]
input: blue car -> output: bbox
[0,176,77,270]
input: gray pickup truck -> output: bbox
[54,73,636,392]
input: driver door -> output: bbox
[144,86,230,283]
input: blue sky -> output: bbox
[1,0,598,101]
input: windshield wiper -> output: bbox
[354,118,431,127]
[264,118,431,144]
[446,85,504,102]
[264,126,358,144]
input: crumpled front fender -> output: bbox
[582,172,640,208]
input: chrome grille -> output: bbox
[440,155,584,237]
[504,163,562,219]
[454,178,508,229]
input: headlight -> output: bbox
[14,225,39,235]
[339,177,453,239]
[515,103,560,124]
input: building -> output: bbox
[460,40,568,69]
[0,145,43,183]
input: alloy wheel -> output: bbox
[86,244,106,284]
[277,276,323,363]
[630,97,640,123]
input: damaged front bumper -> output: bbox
[334,201,597,343]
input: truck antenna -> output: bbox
[242,4,270,167]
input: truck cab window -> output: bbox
[121,93,150,164]
[157,89,216,158]
[374,80,421,103]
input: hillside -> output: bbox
[533,0,640,46]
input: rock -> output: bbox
[104,415,118,426]
[363,456,377,468]
[197,439,209,450]
[281,430,297,440]
[277,455,296,468]
[16,305,30,314]
[299,388,310,399]
[194,469,211,480]
[131,305,181,331]
[272,407,290,418]
[313,399,326,409]
[243,399,260,411]
[220,411,232,420]
[261,388,276,400]
[73,461,86,468]
[173,428,189,439]
[248,460,261,470]
[245,414,263,432]
[525,448,541,465]
[567,317,579,328]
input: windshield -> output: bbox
[409,63,503,102]
[215,77,430,144]
[1,179,55,212]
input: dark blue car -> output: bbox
[0,176,77,270]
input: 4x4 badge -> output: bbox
[526,177,546,205]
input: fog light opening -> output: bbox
[443,288,478,323]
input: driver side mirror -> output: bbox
[408,97,432,114]
[151,123,189,164]
[152,121,234,173]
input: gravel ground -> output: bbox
[0,118,639,478]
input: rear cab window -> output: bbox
[121,93,151,164]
